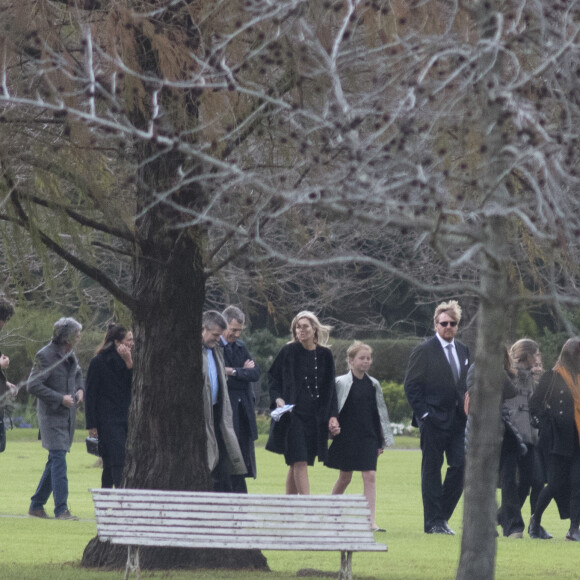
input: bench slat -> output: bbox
[95,509,369,522]
[102,535,387,552]
[96,516,371,530]
[91,490,370,508]
[93,504,369,518]
[92,497,370,508]
[92,489,369,502]
[97,524,377,539]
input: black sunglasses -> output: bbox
[438,321,457,327]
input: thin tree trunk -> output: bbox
[457,216,509,579]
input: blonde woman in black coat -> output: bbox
[267,311,340,495]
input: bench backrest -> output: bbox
[91,488,387,552]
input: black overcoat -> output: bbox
[84,348,132,464]
[266,341,338,463]
[222,338,260,478]
[530,369,579,520]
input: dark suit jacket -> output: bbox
[404,335,470,430]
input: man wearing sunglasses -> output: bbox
[404,300,471,535]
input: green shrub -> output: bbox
[255,411,271,436]
[243,329,286,410]
[380,380,413,423]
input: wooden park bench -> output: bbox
[90,488,387,580]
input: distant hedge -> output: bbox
[331,337,422,383]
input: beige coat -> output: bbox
[335,371,395,449]
[202,346,245,475]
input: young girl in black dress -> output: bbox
[326,341,394,531]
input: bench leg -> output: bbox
[339,551,353,580]
[125,545,140,580]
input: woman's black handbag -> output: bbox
[0,416,6,453]
[85,436,100,456]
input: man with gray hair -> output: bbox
[221,306,260,492]
[201,310,245,491]
[27,317,84,520]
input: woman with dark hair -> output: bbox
[529,337,580,541]
[266,311,340,495]
[85,324,134,488]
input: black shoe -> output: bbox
[442,521,456,535]
[529,514,552,539]
[566,527,580,541]
[426,524,448,535]
[538,525,553,539]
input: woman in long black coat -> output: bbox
[529,337,580,541]
[266,311,340,495]
[85,324,134,488]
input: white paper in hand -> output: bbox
[271,404,295,422]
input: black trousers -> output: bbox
[420,411,465,531]
[231,400,252,493]
[99,422,127,489]
[535,446,580,529]
[498,433,535,536]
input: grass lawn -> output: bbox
[1,429,577,579]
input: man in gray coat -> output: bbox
[202,310,245,492]
[27,317,84,520]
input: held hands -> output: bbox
[328,417,340,437]
[117,344,133,369]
